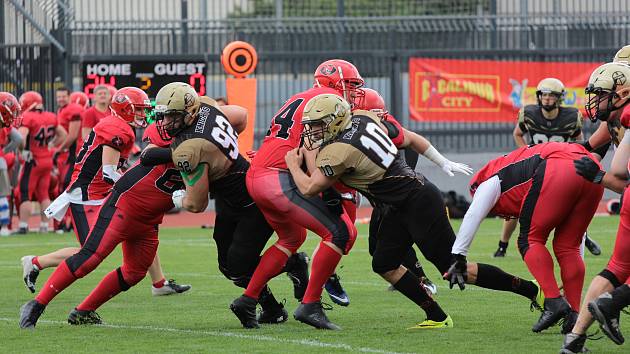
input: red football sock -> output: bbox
[523,243,561,299]
[302,242,342,304]
[243,245,289,300]
[76,269,122,311]
[556,251,585,311]
[32,256,42,270]
[35,261,77,305]
[152,278,166,288]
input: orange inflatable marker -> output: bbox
[221,41,258,158]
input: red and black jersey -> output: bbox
[57,103,84,132]
[21,110,58,160]
[469,142,597,217]
[252,87,340,170]
[107,124,181,225]
[381,113,405,148]
[80,106,109,147]
[67,115,135,201]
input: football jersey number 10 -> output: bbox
[360,122,397,167]
[211,115,239,159]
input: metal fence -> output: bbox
[3,1,630,151]
[0,44,56,107]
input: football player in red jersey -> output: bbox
[16,91,67,234]
[358,88,472,295]
[80,85,110,143]
[561,62,630,352]
[20,87,147,292]
[0,92,23,236]
[19,123,191,328]
[449,140,604,334]
[230,60,365,330]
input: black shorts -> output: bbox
[371,180,455,274]
[213,196,275,281]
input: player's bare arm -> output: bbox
[513,124,527,147]
[180,164,209,212]
[220,105,248,134]
[285,147,337,197]
[50,125,68,147]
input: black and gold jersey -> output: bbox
[316,110,424,207]
[518,105,582,144]
[170,96,251,207]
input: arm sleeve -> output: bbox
[140,147,172,166]
[3,127,22,153]
[451,175,501,256]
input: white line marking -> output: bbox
[0,317,409,354]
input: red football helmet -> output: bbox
[110,87,151,128]
[356,88,387,118]
[313,59,365,107]
[70,91,90,108]
[0,92,21,127]
[19,91,43,112]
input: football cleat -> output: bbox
[230,295,259,329]
[561,311,579,335]
[17,227,28,235]
[420,277,438,296]
[294,301,341,330]
[493,247,507,257]
[530,280,544,312]
[532,297,571,333]
[588,292,624,345]
[257,301,289,324]
[21,255,40,294]
[584,234,601,256]
[19,300,46,329]
[68,308,103,325]
[559,333,589,354]
[324,273,349,307]
[285,252,309,301]
[408,315,453,329]
[151,279,191,296]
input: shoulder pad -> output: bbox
[198,96,218,107]
[94,117,135,151]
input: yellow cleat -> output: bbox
[530,280,544,313]
[408,315,453,329]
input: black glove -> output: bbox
[322,188,343,215]
[443,254,468,290]
[574,156,605,184]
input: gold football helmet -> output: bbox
[585,62,630,122]
[154,82,200,139]
[536,78,565,111]
[301,94,351,150]
[613,45,630,64]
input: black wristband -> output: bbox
[582,140,593,152]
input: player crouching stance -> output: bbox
[286,94,542,329]
[18,106,182,329]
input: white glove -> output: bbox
[21,150,32,163]
[172,189,186,209]
[441,160,474,177]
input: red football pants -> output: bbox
[518,158,603,311]
[605,187,630,285]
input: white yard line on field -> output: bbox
[0,317,410,354]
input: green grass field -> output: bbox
[0,217,626,353]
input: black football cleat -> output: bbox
[230,295,259,329]
[285,252,309,301]
[19,300,46,329]
[68,308,103,325]
[588,292,624,345]
[532,297,571,333]
[559,333,588,354]
[257,301,288,324]
[560,311,578,335]
[294,301,341,330]
[493,247,506,258]
[584,234,601,256]
[324,273,350,307]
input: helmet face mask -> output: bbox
[110,88,152,128]
[584,62,630,122]
[302,117,333,151]
[155,108,190,141]
[0,93,20,128]
[536,78,565,112]
[154,82,200,140]
[301,94,352,151]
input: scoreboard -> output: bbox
[82,61,207,98]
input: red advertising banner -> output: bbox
[409,58,601,122]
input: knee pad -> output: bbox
[599,268,623,288]
[372,254,401,275]
[116,267,132,291]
